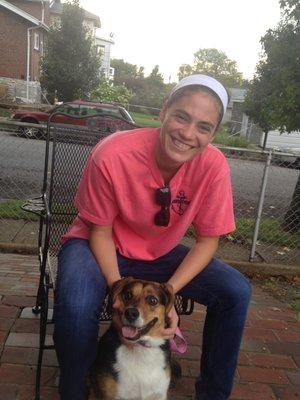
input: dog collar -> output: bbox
[137,340,152,348]
[169,327,187,354]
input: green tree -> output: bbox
[40,0,101,101]
[92,78,132,105]
[244,5,299,134]
[111,59,146,97]
[137,66,145,78]
[244,0,300,233]
[280,0,300,23]
[148,65,164,82]
[133,65,167,111]
[111,61,168,112]
[178,64,193,80]
[111,59,139,84]
[178,48,244,87]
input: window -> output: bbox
[97,45,105,57]
[65,104,80,116]
[55,104,80,116]
[79,105,101,117]
[109,67,115,78]
[40,38,44,55]
[34,33,40,51]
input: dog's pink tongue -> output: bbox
[122,326,138,339]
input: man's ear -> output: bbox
[160,283,174,315]
[159,102,167,124]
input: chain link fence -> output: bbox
[219,147,299,265]
[0,120,299,265]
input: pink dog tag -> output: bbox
[169,327,187,353]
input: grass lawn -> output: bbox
[233,218,300,248]
[186,217,300,248]
[131,111,161,127]
[0,107,11,118]
[0,200,38,220]
[0,199,79,223]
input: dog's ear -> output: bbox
[159,283,174,315]
[108,277,134,312]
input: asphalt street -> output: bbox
[0,130,299,221]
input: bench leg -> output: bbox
[32,271,47,314]
[35,273,50,400]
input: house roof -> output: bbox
[0,0,49,29]
[96,36,115,45]
[50,0,100,28]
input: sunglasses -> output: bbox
[154,186,171,226]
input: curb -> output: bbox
[0,242,299,278]
[0,242,38,255]
[223,259,300,278]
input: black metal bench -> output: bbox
[23,111,194,400]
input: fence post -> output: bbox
[249,149,273,262]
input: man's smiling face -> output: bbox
[156,89,221,171]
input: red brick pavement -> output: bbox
[0,253,299,400]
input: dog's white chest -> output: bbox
[114,345,170,400]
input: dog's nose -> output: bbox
[124,307,139,322]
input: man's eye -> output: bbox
[198,125,211,134]
[174,113,186,122]
[123,291,133,301]
[146,295,158,306]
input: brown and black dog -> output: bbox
[88,277,180,400]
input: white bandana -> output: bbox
[169,74,228,117]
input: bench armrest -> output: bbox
[21,195,50,218]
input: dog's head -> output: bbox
[109,277,174,347]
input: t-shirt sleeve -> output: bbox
[74,154,118,226]
[193,172,236,237]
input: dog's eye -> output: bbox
[123,291,133,301]
[146,295,158,306]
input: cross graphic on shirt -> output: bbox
[172,190,190,215]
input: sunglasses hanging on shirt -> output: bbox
[154,186,171,226]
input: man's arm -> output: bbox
[162,236,219,339]
[89,224,121,288]
[167,236,219,294]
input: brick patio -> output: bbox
[0,252,299,400]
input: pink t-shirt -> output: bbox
[62,127,235,260]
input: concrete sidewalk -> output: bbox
[0,253,299,400]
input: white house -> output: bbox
[224,87,247,123]
[95,35,115,80]
[50,0,113,79]
[262,130,300,152]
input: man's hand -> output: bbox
[163,305,178,340]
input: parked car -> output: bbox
[11,100,136,138]
[272,147,300,169]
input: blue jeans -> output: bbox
[53,239,251,400]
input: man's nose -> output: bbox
[179,123,196,140]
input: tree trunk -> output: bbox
[283,172,300,234]
[262,131,268,150]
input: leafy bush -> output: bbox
[214,126,251,148]
[92,79,132,106]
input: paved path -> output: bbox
[0,253,299,399]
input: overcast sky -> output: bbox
[80,0,282,83]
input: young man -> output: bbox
[54,74,251,400]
